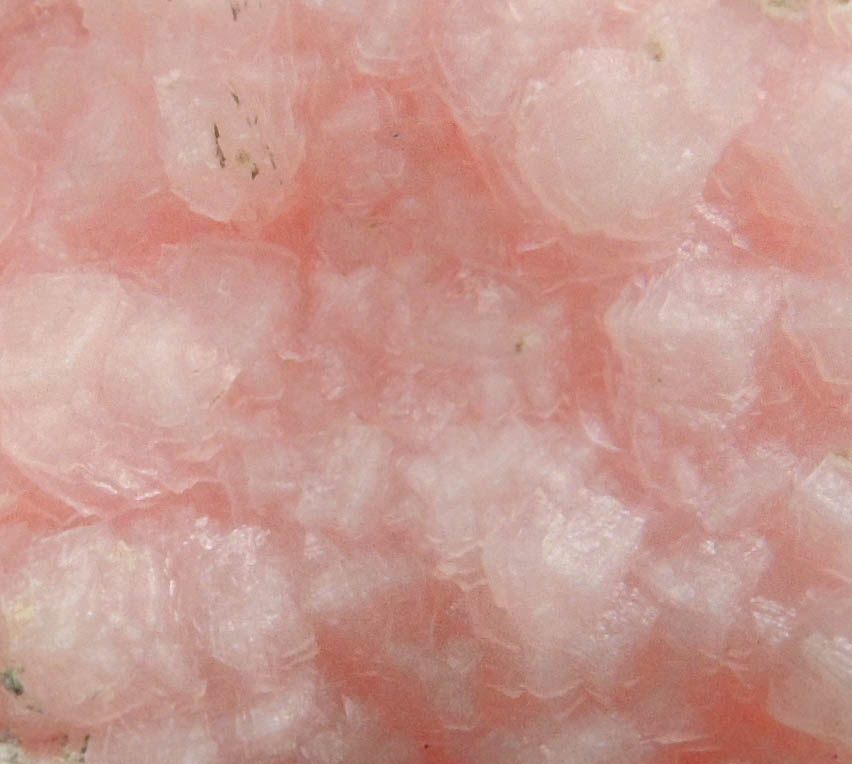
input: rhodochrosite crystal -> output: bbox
[2,0,852,761]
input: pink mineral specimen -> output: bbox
[0,0,850,763]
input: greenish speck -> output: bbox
[1,669,23,697]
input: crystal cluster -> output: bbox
[0,0,851,762]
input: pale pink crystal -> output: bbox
[0,1,849,762]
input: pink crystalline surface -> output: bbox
[2,0,852,762]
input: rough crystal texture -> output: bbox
[0,238,298,512]
[769,596,852,752]
[644,532,772,654]
[605,259,779,426]
[511,2,758,238]
[0,0,850,762]
[789,454,852,577]
[0,524,202,728]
